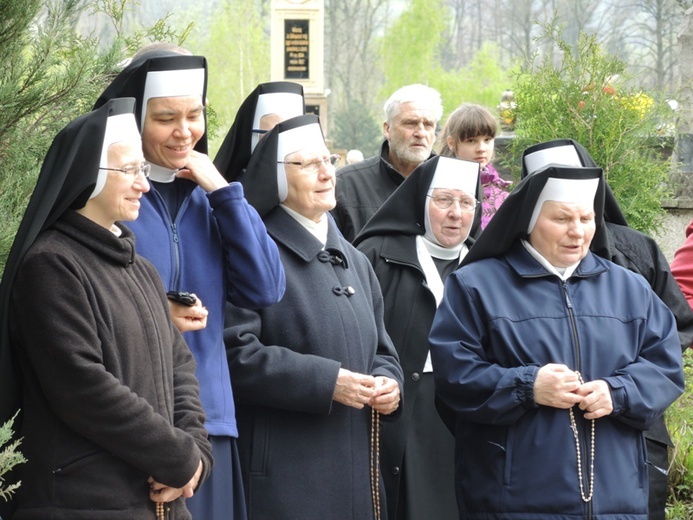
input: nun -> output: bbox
[429,163,684,518]
[0,98,211,519]
[94,44,286,520]
[214,81,305,182]
[354,155,481,520]
[521,139,693,520]
[223,114,404,520]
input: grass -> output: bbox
[667,350,693,519]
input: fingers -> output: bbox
[577,380,613,419]
[369,377,400,415]
[175,151,228,192]
[534,364,582,408]
[168,298,209,333]
[334,369,376,409]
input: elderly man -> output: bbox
[332,84,443,242]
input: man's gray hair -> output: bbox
[383,84,443,124]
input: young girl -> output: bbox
[438,103,511,229]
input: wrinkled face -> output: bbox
[87,140,149,228]
[428,188,475,248]
[283,147,337,222]
[529,200,596,267]
[449,135,495,168]
[141,96,205,170]
[384,101,437,165]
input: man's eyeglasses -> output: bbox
[427,195,478,212]
[99,162,151,178]
[278,154,341,174]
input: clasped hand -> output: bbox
[534,363,613,420]
[333,368,400,415]
[149,460,203,505]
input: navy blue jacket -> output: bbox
[430,241,684,519]
[127,180,284,437]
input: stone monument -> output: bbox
[270,0,328,135]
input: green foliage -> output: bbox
[331,99,382,157]
[0,0,190,277]
[666,352,693,518]
[377,0,446,97]
[435,43,515,115]
[508,22,673,235]
[0,412,25,502]
[187,0,270,156]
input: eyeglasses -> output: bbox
[99,162,151,178]
[278,154,341,174]
[427,195,478,212]
[252,129,268,135]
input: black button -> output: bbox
[411,372,420,381]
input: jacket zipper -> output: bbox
[562,280,593,520]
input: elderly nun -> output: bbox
[520,138,693,520]
[354,155,481,520]
[224,114,404,520]
[429,161,684,519]
[0,98,211,519]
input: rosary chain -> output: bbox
[569,371,595,502]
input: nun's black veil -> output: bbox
[94,51,209,154]
[461,165,608,267]
[0,98,137,426]
[241,114,323,218]
[353,155,483,246]
[214,81,305,182]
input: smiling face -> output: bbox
[282,147,337,222]
[428,188,475,248]
[528,200,596,267]
[448,134,495,168]
[80,140,150,229]
[141,95,205,170]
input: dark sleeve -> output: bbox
[609,224,693,352]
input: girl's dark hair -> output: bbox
[436,103,498,157]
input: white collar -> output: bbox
[521,239,579,280]
[280,204,328,246]
[421,235,464,260]
[148,163,179,183]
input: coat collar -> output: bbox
[505,239,609,279]
[265,208,349,266]
[54,210,137,267]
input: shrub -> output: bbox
[508,22,674,235]
[0,412,25,502]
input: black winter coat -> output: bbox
[9,211,212,520]
[225,208,403,520]
[358,233,466,520]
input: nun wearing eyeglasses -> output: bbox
[224,114,403,520]
[353,156,481,520]
[0,98,211,519]
[428,161,684,519]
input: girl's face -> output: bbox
[448,134,495,168]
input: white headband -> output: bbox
[91,113,141,199]
[428,157,479,196]
[527,177,599,233]
[252,92,304,152]
[141,68,205,128]
[276,123,325,202]
[524,144,582,176]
